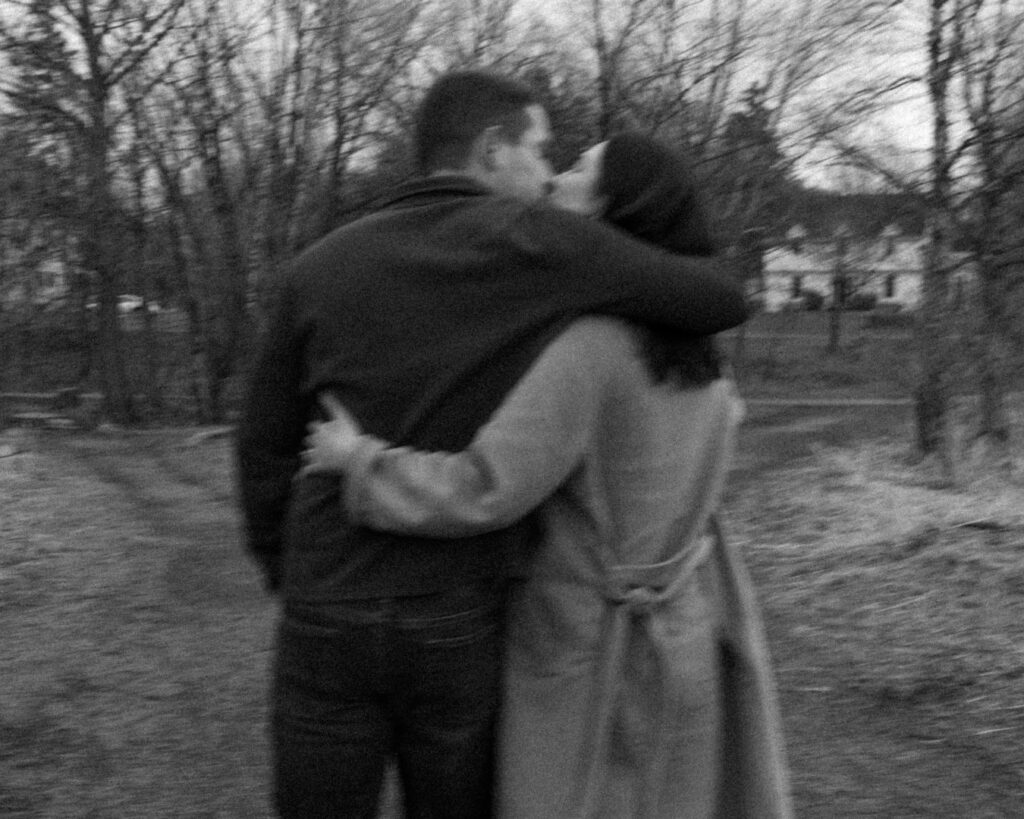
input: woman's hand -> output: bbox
[300,393,364,476]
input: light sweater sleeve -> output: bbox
[344,319,620,537]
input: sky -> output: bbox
[521,0,939,188]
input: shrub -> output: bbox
[875,300,903,314]
[802,290,825,311]
[865,311,916,330]
[847,292,878,311]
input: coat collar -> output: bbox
[379,174,491,210]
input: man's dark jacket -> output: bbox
[236,176,748,600]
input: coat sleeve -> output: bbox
[521,206,749,335]
[342,320,619,537]
[234,280,308,591]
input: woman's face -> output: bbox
[549,142,609,217]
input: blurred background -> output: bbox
[0,0,1021,476]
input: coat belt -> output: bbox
[571,532,715,817]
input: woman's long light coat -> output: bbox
[343,318,792,818]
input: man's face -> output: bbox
[488,105,553,202]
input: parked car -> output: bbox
[85,294,161,313]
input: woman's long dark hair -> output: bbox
[598,133,723,387]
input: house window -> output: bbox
[791,276,802,298]
[885,274,896,298]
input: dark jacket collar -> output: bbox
[379,174,491,210]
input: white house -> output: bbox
[759,223,973,312]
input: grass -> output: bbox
[724,422,1024,814]
[0,433,276,818]
[724,311,919,399]
[733,438,1024,695]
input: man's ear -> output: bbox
[470,125,503,173]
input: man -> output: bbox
[237,70,747,818]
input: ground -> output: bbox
[726,403,1024,818]
[1,401,1022,817]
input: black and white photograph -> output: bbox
[1,1,1022,816]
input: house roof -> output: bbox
[772,189,927,241]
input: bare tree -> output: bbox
[811,0,1024,475]
[954,0,1024,459]
[563,0,657,137]
[160,0,256,422]
[903,0,962,477]
[555,0,906,225]
[0,0,186,424]
[904,0,1024,475]
[428,0,522,69]
[119,0,437,421]
[0,129,76,406]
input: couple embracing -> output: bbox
[238,70,791,819]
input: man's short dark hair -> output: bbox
[414,71,539,174]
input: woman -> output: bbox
[302,133,791,819]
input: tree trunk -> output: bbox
[82,190,138,425]
[75,278,95,384]
[140,303,162,420]
[82,92,137,424]
[914,370,946,454]
[94,282,139,425]
[0,309,8,428]
[828,303,842,354]
[974,231,1012,454]
[915,247,955,478]
[196,120,250,423]
[977,329,1010,446]
[914,0,958,480]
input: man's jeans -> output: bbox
[271,582,507,819]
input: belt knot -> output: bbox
[612,585,661,615]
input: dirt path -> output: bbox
[2,412,1022,817]
[1,431,277,818]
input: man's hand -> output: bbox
[299,393,364,476]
